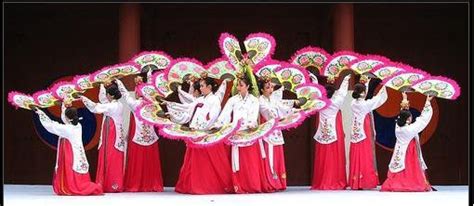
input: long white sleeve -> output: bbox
[406,100,433,134]
[81,96,113,114]
[115,79,128,95]
[98,84,110,104]
[365,86,388,111]
[36,109,72,139]
[395,99,433,147]
[260,95,292,120]
[178,86,196,104]
[167,101,197,111]
[60,103,68,124]
[166,101,197,124]
[332,76,350,108]
[116,79,141,110]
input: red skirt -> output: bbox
[123,116,164,192]
[348,114,379,190]
[95,117,125,193]
[232,143,275,194]
[312,111,347,190]
[52,138,103,196]
[381,139,431,192]
[262,142,287,191]
[175,142,234,194]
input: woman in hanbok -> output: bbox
[80,84,126,192]
[34,103,103,195]
[312,75,350,190]
[257,76,300,191]
[349,76,388,190]
[165,74,233,194]
[381,92,433,192]
[213,71,273,194]
[115,74,164,192]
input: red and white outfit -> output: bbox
[349,86,388,190]
[116,80,164,192]
[172,81,234,194]
[81,94,126,193]
[381,99,433,192]
[258,87,295,191]
[36,105,103,195]
[215,93,273,193]
[312,76,350,190]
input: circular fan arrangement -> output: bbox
[8,51,173,110]
[8,32,461,148]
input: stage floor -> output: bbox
[4,185,468,206]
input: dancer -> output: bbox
[165,73,233,194]
[116,73,164,192]
[349,75,388,190]
[257,75,300,191]
[213,60,273,193]
[34,102,103,195]
[80,84,126,192]
[381,92,433,192]
[312,75,351,190]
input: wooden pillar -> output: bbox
[332,3,354,52]
[332,3,357,88]
[119,3,141,89]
